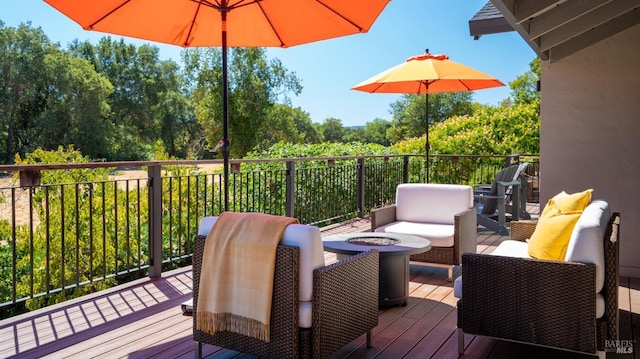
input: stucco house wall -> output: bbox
[540,24,640,277]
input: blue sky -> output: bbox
[2,0,535,127]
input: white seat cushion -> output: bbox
[490,239,531,258]
[375,221,455,247]
[395,183,473,224]
[198,216,325,328]
[564,200,610,293]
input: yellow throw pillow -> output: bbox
[527,189,593,260]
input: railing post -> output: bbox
[505,154,520,167]
[285,161,295,218]
[403,156,410,183]
[357,158,365,218]
[148,164,163,278]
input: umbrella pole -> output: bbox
[221,10,230,212]
[425,93,429,183]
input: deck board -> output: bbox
[1,206,638,359]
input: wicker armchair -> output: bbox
[371,183,476,281]
[457,206,620,358]
[192,228,379,359]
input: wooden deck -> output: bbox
[1,206,638,359]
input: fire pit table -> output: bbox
[322,232,431,307]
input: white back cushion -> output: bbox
[198,216,325,302]
[395,183,473,224]
[564,200,610,293]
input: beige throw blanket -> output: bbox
[196,212,299,342]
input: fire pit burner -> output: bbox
[346,236,399,246]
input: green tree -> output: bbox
[289,106,322,144]
[37,50,114,159]
[0,22,54,162]
[182,47,302,158]
[319,118,345,142]
[387,92,474,143]
[392,102,540,156]
[256,104,322,151]
[363,118,391,146]
[342,127,365,143]
[509,57,541,106]
[0,23,114,163]
[153,61,201,159]
[70,38,193,160]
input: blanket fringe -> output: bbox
[197,311,271,342]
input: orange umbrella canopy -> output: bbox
[45,0,390,210]
[43,0,389,48]
[352,52,504,182]
[351,53,505,94]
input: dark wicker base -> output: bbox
[410,246,456,265]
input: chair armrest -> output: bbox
[460,253,597,353]
[510,220,538,241]
[370,205,397,231]
[312,249,379,359]
[473,185,492,198]
[455,207,477,259]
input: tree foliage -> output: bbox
[70,38,198,160]
[246,141,392,160]
[387,92,475,143]
[182,47,302,158]
[0,23,200,163]
[10,146,129,310]
[509,57,541,106]
[342,126,365,143]
[363,118,392,146]
[255,104,322,151]
[391,102,539,156]
[318,118,346,143]
[0,22,63,162]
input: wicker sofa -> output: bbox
[371,183,477,280]
[193,217,379,359]
[455,200,620,358]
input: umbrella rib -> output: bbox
[89,0,131,29]
[419,80,434,93]
[183,2,204,46]
[257,2,285,47]
[186,0,260,47]
[193,0,220,7]
[229,0,262,10]
[459,80,472,92]
[191,0,259,11]
[369,83,386,92]
[317,0,365,31]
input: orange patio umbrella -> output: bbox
[351,50,504,181]
[44,0,390,210]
